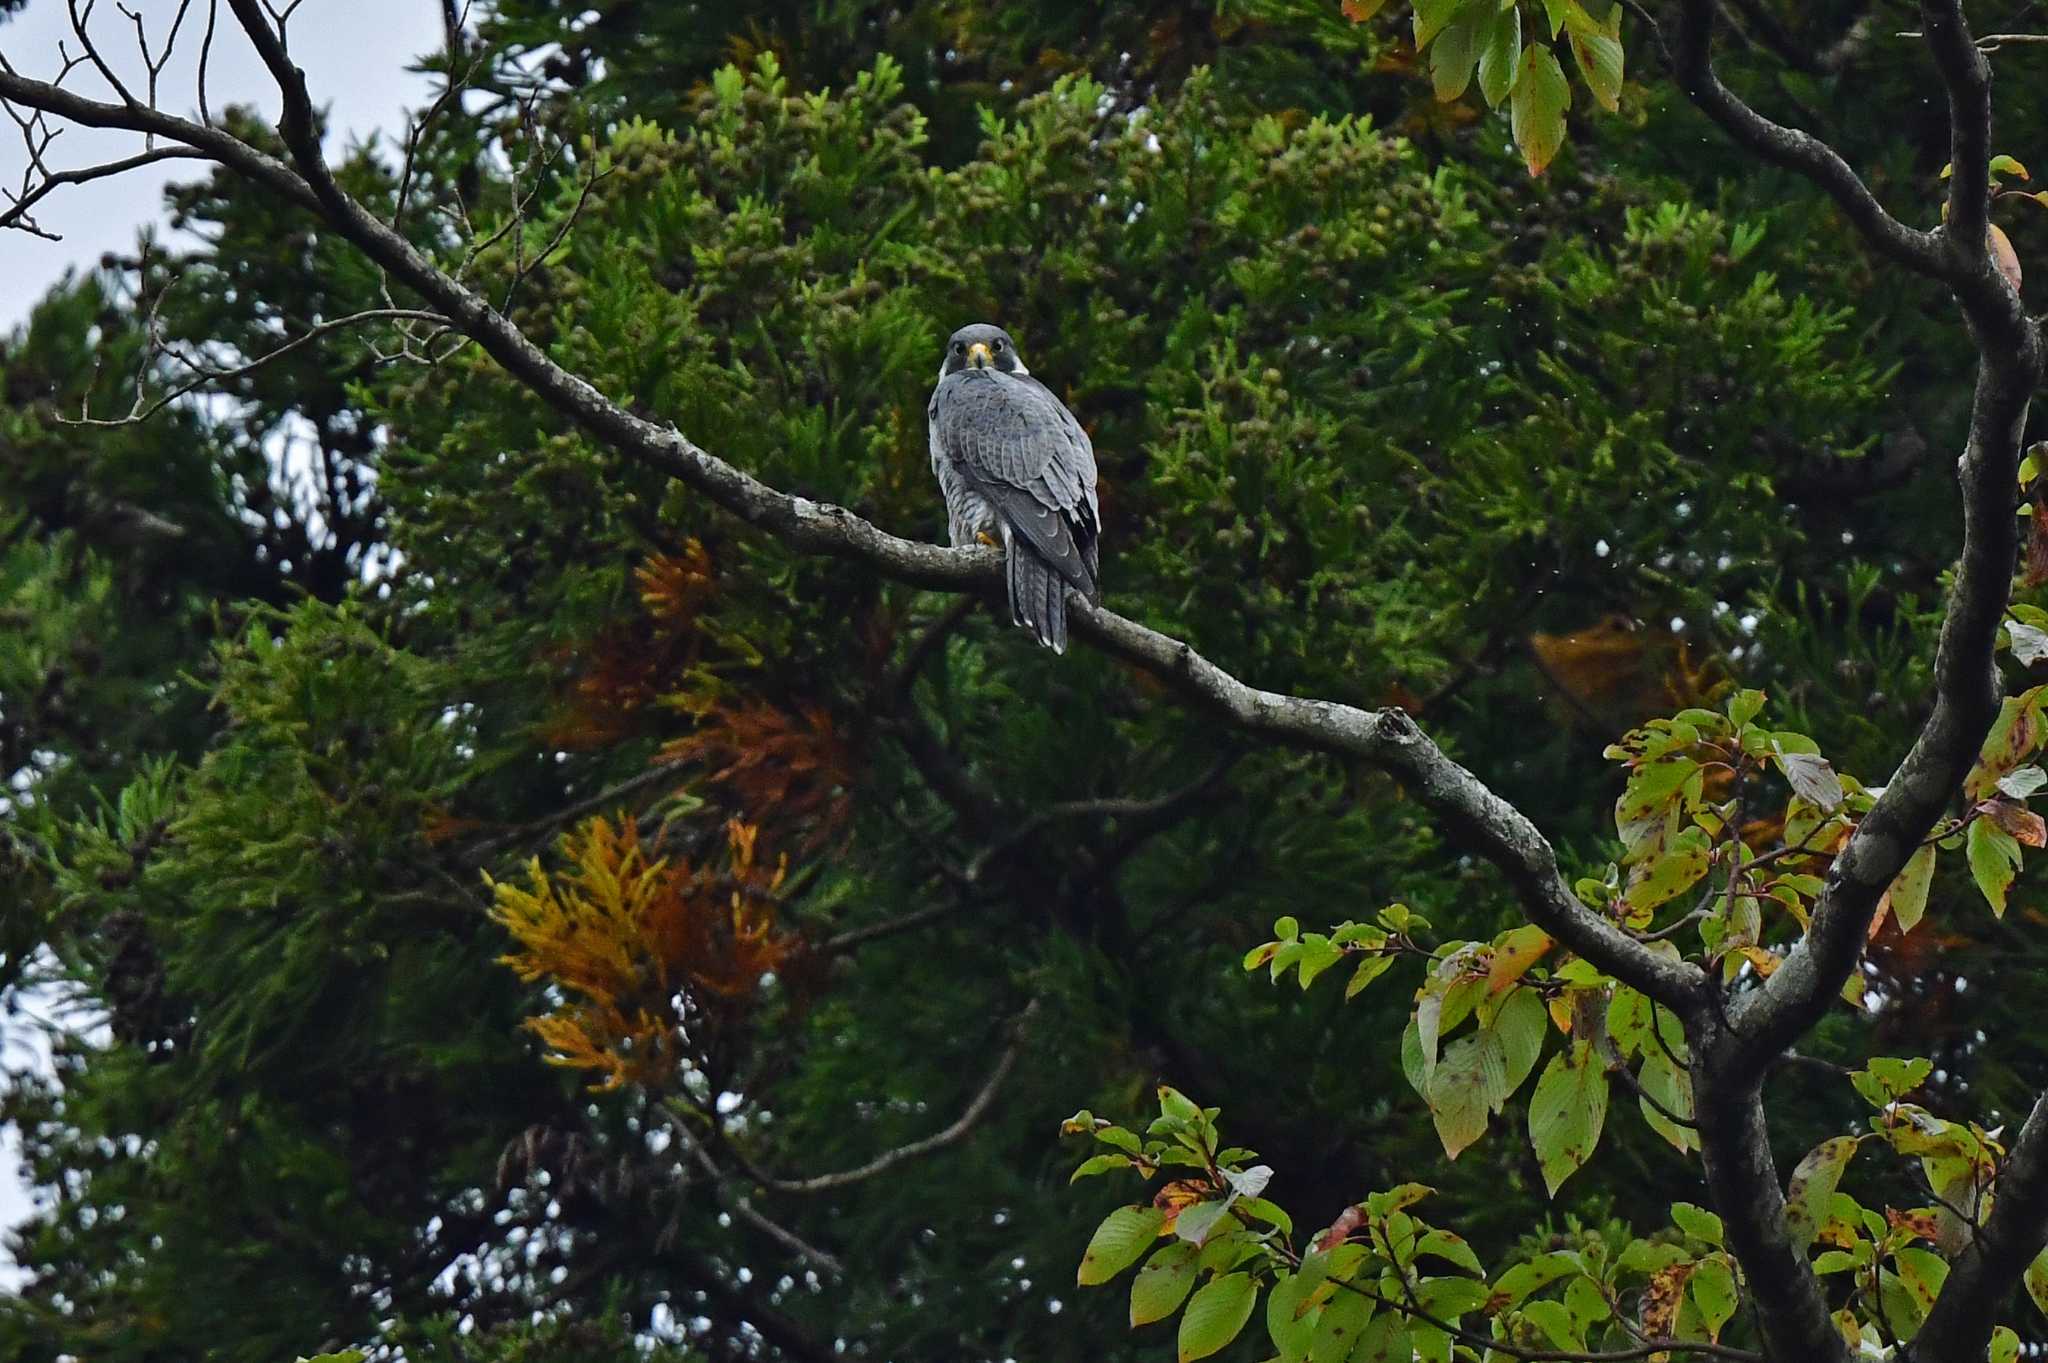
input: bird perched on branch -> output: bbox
[927,323,1101,652]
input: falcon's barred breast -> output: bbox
[927,323,1101,652]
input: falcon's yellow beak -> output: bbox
[966,341,993,369]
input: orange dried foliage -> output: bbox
[1529,616,1725,735]
[487,814,798,1091]
[541,541,717,751]
[420,807,487,845]
[660,697,854,835]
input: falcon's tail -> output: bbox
[1007,543,1069,653]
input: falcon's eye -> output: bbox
[952,342,965,355]
[993,339,1006,352]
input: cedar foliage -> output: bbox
[3,3,2045,1360]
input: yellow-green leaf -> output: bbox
[1784,1137,1859,1247]
[1132,1242,1200,1326]
[1887,842,1937,935]
[1431,3,1488,100]
[1080,1205,1167,1285]
[1511,42,1571,176]
[1529,1040,1607,1197]
[1967,816,2022,918]
[1178,1272,1257,1362]
[1563,3,1623,112]
[1414,0,1466,48]
[1477,4,1521,108]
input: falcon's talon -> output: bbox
[928,323,1102,654]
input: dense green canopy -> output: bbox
[2,3,2045,1361]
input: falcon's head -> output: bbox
[940,322,1030,378]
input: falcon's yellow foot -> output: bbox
[976,530,1001,548]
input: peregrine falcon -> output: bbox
[927,323,1101,652]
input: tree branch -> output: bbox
[0,55,1711,1013]
[1657,12,2042,1363]
[1670,1,1945,281]
[1909,1088,2048,1363]
[740,1000,1038,1195]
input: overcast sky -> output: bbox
[0,0,449,1290]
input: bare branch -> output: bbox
[1670,1,1945,280]
[961,755,1236,885]
[658,1108,847,1277]
[0,144,204,239]
[743,1001,1038,1195]
[1917,1,2008,315]
[67,0,139,108]
[61,306,447,426]
[467,761,688,861]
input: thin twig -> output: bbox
[741,1000,1038,1194]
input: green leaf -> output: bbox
[1072,1153,1134,1182]
[1892,1246,1950,1330]
[1521,1298,1581,1350]
[1607,985,1652,1056]
[1266,1268,1320,1362]
[1309,1281,1373,1363]
[1690,1254,1737,1340]
[1967,816,2023,917]
[1175,1200,1232,1247]
[1849,1056,1933,1108]
[1511,42,1571,176]
[1488,1251,1582,1310]
[1413,0,1466,48]
[1296,934,1344,989]
[2026,1244,2048,1316]
[1993,1325,2021,1363]
[1079,1205,1166,1285]
[1626,825,1711,914]
[1494,987,1548,1102]
[1431,3,1487,100]
[1353,1310,1412,1363]
[1416,1227,1484,1276]
[1538,0,1571,36]
[1728,689,1767,728]
[1477,4,1521,107]
[1238,1196,1292,1234]
[1414,1275,1490,1319]
[1428,1027,1504,1158]
[1638,1051,1698,1154]
[1784,1137,1859,1247]
[1887,843,1937,935]
[1529,1040,1608,1197]
[1966,689,2046,800]
[1179,1272,1258,1362]
[1563,3,1623,112]
[1991,154,2031,181]
[1132,1242,1200,1326]
[1616,757,1699,825]
[1671,1203,1724,1246]
[1347,952,1396,999]
[1274,916,1300,941]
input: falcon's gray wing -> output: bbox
[930,369,1100,651]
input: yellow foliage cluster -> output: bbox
[486,813,798,1091]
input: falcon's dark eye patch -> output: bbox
[993,339,1006,351]
[953,342,965,354]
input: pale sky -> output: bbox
[0,0,449,1291]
